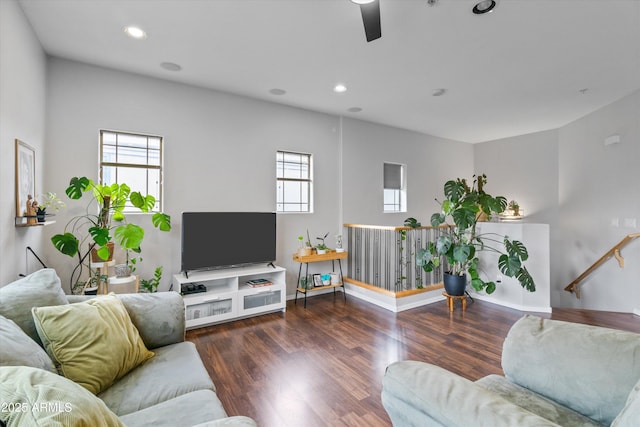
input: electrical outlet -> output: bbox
[611,218,619,227]
[623,218,637,228]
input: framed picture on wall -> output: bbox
[15,139,36,217]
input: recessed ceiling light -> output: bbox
[472,0,497,15]
[347,107,363,113]
[123,26,147,39]
[350,0,375,4]
[432,88,446,97]
[160,62,181,71]
[269,88,287,95]
[334,84,347,93]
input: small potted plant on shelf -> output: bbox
[414,174,536,296]
[297,235,312,257]
[315,232,329,254]
[35,192,65,222]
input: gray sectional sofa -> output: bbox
[0,268,257,427]
[382,314,640,427]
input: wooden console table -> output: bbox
[293,251,347,308]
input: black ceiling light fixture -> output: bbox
[350,0,381,42]
[472,0,497,15]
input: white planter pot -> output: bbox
[316,249,327,255]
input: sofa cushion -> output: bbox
[382,360,562,427]
[0,366,123,427]
[99,341,215,415]
[32,294,154,395]
[0,268,68,346]
[476,374,601,427]
[116,292,186,349]
[0,314,55,373]
[502,315,640,425]
[612,377,640,427]
[119,389,227,427]
[192,418,259,427]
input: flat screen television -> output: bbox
[181,212,276,275]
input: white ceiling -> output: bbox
[18,0,640,143]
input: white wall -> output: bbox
[0,0,48,285]
[341,118,473,227]
[557,90,640,313]
[475,90,640,312]
[44,58,343,295]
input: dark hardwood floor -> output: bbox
[186,293,640,427]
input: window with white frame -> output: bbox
[383,162,406,213]
[276,151,312,213]
[100,130,163,211]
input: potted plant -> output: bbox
[316,232,329,254]
[35,192,65,222]
[297,235,312,256]
[415,174,535,296]
[139,266,163,293]
[51,176,171,289]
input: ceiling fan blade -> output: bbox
[359,0,381,42]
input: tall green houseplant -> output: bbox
[415,174,535,295]
[51,177,171,287]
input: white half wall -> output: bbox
[472,222,551,313]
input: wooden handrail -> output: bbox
[565,233,640,298]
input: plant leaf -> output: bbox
[452,207,475,230]
[96,245,111,260]
[130,192,156,212]
[416,248,432,267]
[65,177,91,199]
[485,281,496,294]
[152,213,171,231]
[435,235,452,255]
[505,238,529,261]
[498,253,522,277]
[444,180,464,203]
[88,226,110,246]
[430,213,444,228]
[51,233,79,257]
[114,224,144,250]
[452,244,472,263]
[516,266,536,292]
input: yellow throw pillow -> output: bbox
[32,294,154,395]
[0,366,124,427]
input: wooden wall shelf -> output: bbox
[15,217,55,227]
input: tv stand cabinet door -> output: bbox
[184,291,238,329]
[238,284,285,317]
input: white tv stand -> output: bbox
[173,264,286,330]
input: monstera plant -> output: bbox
[51,177,171,289]
[415,174,535,296]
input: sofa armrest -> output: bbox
[66,292,185,349]
[191,416,258,427]
[382,361,561,427]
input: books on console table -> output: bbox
[246,278,273,288]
